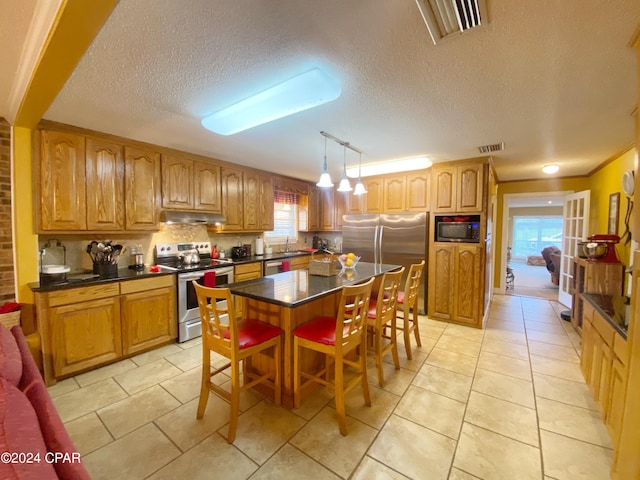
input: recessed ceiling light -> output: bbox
[542,164,559,174]
[201,68,341,135]
[346,157,432,178]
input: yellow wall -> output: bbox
[588,147,636,267]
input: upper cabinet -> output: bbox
[161,155,193,209]
[259,175,274,231]
[38,127,161,233]
[39,130,87,231]
[124,146,161,231]
[432,162,484,213]
[86,138,125,231]
[220,167,274,232]
[378,170,430,214]
[221,167,244,231]
[161,155,222,213]
[363,177,384,213]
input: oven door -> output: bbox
[177,266,235,342]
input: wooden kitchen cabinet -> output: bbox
[259,175,274,230]
[233,262,263,318]
[428,243,483,327]
[38,283,122,380]
[379,171,430,213]
[194,161,222,212]
[161,154,194,209]
[320,188,336,230]
[38,130,87,231]
[432,162,484,213]
[120,276,176,355]
[86,137,125,231]
[125,146,161,230]
[34,276,176,385]
[303,184,321,231]
[243,171,274,231]
[221,167,244,231]
[383,175,406,212]
[363,177,384,213]
[607,336,628,448]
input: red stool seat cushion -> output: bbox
[366,300,378,319]
[396,291,405,304]
[225,319,281,349]
[293,316,340,346]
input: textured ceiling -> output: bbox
[3,0,640,182]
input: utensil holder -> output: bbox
[94,263,118,277]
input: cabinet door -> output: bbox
[335,191,348,230]
[39,130,86,230]
[221,167,244,231]
[86,138,124,231]
[161,155,194,209]
[383,175,406,212]
[580,315,594,382]
[431,166,456,212]
[457,164,483,212]
[454,245,482,325]
[320,188,335,230]
[596,340,613,419]
[428,244,455,320]
[194,161,222,212]
[345,190,363,214]
[50,298,121,377]
[307,185,321,231]
[259,175,274,230]
[125,146,161,230]
[243,171,260,230]
[121,286,176,355]
[363,177,384,213]
[406,171,430,211]
[606,357,627,447]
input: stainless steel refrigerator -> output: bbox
[342,212,428,313]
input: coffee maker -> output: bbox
[129,244,145,270]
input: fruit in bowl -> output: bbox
[338,253,360,269]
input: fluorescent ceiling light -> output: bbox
[346,156,432,178]
[542,164,559,174]
[201,68,341,135]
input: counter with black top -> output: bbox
[581,293,630,339]
[229,261,401,407]
[28,267,174,293]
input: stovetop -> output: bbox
[155,242,233,273]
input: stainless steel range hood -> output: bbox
[160,210,226,225]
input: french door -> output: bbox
[558,190,590,307]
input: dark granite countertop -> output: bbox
[227,262,400,308]
[228,251,313,265]
[581,292,630,339]
[29,267,175,293]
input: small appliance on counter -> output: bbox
[39,239,70,285]
[129,244,145,271]
[231,245,248,260]
[584,234,621,263]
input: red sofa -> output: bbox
[0,323,90,479]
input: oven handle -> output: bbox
[179,272,206,281]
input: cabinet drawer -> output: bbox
[235,262,262,276]
[120,275,175,294]
[48,284,120,307]
[592,312,615,347]
[290,255,310,268]
[613,333,628,364]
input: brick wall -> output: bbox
[0,118,15,303]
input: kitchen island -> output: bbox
[227,262,401,407]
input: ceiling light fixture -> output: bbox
[542,164,559,174]
[346,156,432,178]
[353,152,367,195]
[316,136,334,188]
[337,144,352,192]
[201,67,341,135]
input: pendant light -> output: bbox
[316,136,334,188]
[337,144,352,192]
[353,152,367,195]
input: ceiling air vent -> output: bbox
[478,142,504,154]
[415,0,488,45]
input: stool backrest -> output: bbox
[375,267,405,325]
[336,277,374,352]
[192,282,237,355]
[404,260,425,306]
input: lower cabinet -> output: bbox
[36,275,176,384]
[428,243,483,327]
[234,262,263,318]
[120,278,176,356]
[579,295,627,447]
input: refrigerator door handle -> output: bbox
[378,225,384,264]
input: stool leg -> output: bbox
[390,315,400,370]
[360,343,371,407]
[274,338,282,406]
[334,355,347,436]
[293,338,301,409]
[412,304,422,347]
[227,361,241,443]
[196,347,211,419]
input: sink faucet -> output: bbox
[285,237,290,253]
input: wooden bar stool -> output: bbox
[292,277,374,436]
[193,282,282,443]
[396,260,425,360]
[366,267,404,386]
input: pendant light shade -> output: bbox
[336,145,352,192]
[316,136,334,188]
[353,152,367,195]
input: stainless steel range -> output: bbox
[155,242,234,342]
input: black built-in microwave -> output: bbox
[435,216,480,243]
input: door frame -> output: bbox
[497,191,572,294]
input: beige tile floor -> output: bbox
[49,294,614,479]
